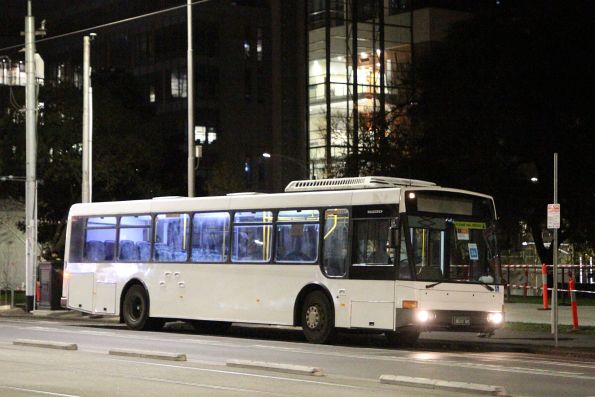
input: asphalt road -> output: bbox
[0,318,594,397]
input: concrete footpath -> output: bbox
[1,303,594,356]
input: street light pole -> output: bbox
[187,0,195,197]
[24,0,38,312]
[82,35,91,203]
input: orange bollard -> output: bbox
[569,274,579,330]
[541,264,549,309]
[35,281,41,303]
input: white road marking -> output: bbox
[111,359,366,390]
[138,376,284,396]
[0,386,81,397]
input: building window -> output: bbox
[171,64,187,98]
[149,86,156,103]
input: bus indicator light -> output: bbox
[402,300,418,309]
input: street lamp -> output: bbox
[0,175,26,182]
[261,152,310,177]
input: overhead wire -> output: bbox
[0,0,210,55]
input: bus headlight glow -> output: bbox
[487,312,503,324]
[416,310,433,323]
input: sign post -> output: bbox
[548,153,559,347]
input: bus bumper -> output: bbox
[395,308,504,333]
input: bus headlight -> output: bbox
[416,310,434,323]
[487,312,504,325]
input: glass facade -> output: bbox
[307,0,412,178]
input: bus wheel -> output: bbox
[385,327,420,347]
[122,284,163,331]
[302,291,334,344]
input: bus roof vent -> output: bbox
[284,176,436,192]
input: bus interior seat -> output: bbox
[85,240,105,261]
[119,240,139,261]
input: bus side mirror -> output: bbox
[386,219,399,249]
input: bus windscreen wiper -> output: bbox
[477,280,494,291]
[425,281,443,289]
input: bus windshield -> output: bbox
[402,215,501,285]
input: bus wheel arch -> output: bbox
[120,280,164,331]
[294,285,335,344]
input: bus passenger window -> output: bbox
[191,212,230,263]
[323,209,349,277]
[154,213,190,262]
[68,217,85,262]
[84,216,117,262]
[231,211,273,263]
[275,209,319,264]
[118,215,152,262]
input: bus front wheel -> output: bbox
[122,284,164,331]
[301,291,334,344]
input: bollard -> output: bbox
[35,281,41,304]
[541,264,549,310]
[569,274,579,330]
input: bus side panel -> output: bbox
[345,280,395,330]
[67,272,94,312]
[148,264,326,325]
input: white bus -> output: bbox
[62,176,504,344]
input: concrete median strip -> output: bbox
[13,339,78,350]
[108,348,187,361]
[226,359,323,377]
[379,375,507,396]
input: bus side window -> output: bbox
[231,211,273,263]
[154,213,190,262]
[323,208,349,277]
[191,212,230,263]
[275,209,320,264]
[68,216,86,262]
[84,216,117,262]
[118,215,152,262]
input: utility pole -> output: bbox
[82,34,94,203]
[187,0,195,197]
[24,0,42,312]
[552,153,559,347]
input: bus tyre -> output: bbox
[122,284,164,331]
[385,327,420,347]
[302,291,334,344]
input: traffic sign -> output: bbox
[547,203,560,229]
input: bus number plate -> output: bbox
[453,316,470,326]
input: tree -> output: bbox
[410,2,595,264]
[0,70,172,256]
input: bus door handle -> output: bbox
[178,282,185,288]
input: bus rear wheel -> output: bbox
[301,291,334,344]
[385,327,420,347]
[122,284,164,331]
